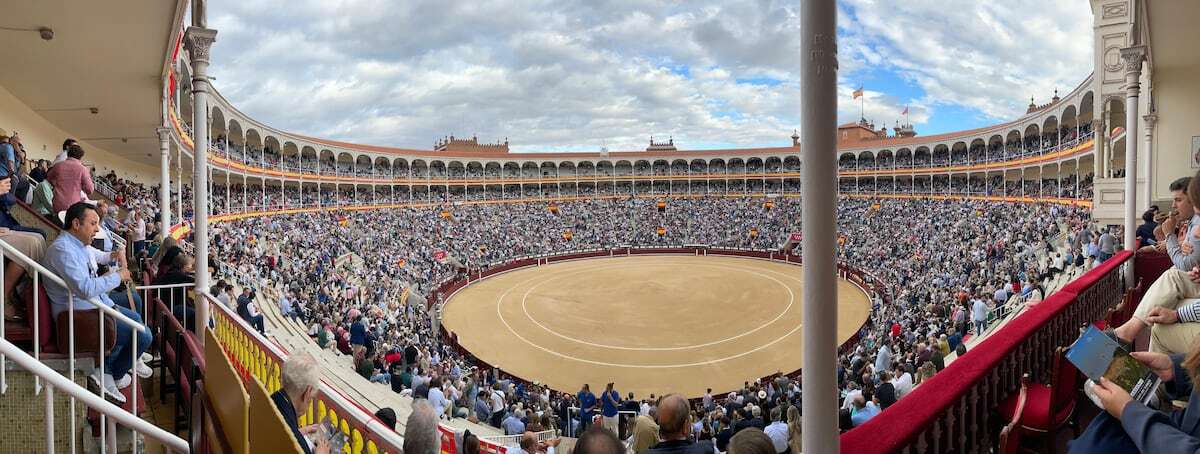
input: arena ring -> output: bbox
[437,248,874,398]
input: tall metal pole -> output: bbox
[187,23,218,338]
[800,0,838,452]
[156,128,172,238]
[1121,46,1144,287]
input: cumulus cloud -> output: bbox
[206,0,1091,152]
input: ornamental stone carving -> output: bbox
[1101,2,1127,19]
[185,27,217,63]
[1120,46,1146,74]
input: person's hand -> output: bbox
[1131,351,1175,382]
[1091,377,1134,420]
[1183,241,1195,256]
[300,424,321,435]
[313,436,331,454]
[0,178,10,193]
[546,438,562,448]
[1146,306,1180,325]
[1163,213,1179,236]
[116,268,132,282]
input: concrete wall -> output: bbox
[0,84,158,182]
[1151,65,1200,201]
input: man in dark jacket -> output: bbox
[271,352,330,454]
[638,394,715,454]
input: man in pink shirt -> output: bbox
[46,144,93,213]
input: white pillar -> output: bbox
[1092,119,1105,181]
[187,25,217,337]
[1122,46,1145,286]
[1142,113,1157,210]
[800,0,838,451]
[156,128,172,237]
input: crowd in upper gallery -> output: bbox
[180,122,1093,180]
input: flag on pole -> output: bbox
[901,105,909,115]
[852,86,864,99]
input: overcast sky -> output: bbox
[206,0,1094,152]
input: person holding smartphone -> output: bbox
[272,352,331,454]
[1072,347,1200,453]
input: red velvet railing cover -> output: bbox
[839,250,1132,453]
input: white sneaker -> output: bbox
[135,360,153,379]
[90,371,127,404]
[114,373,132,390]
[140,352,153,363]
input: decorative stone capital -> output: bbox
[1120,45,1146,73]
[156,127,171,141]
[185,27,218,64]
[1143,113,1158,128]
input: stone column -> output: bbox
[1092,119,1105,180]
[800,0,838,452]
[1122,46,1145,285]
[1142,113,1157,211]
[187,25,217,337]
[156,128,172,237]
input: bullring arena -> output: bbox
[442,254,871,398]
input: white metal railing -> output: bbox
[480,428,559,447]
[0,238,151,454]
[93,179,117,202]
[0,338,188,453]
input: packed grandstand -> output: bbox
[1,0,1193,454]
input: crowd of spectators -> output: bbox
[200,194,1102,441]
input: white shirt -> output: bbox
[763,421,789,453]
[841,389,862,410]
[640,401,650,416]
[428,387,450,417]
[491,390,505,412]
[894,372,914,399]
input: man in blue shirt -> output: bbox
[577,383,597,433]
[502,407,526,435]
[43,202,152,403]
[849,395,880,427]
[600,382,621,434]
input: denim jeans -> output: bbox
[105,304,152,379]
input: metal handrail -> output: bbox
[0,338,189,453]
[0,239,144,331]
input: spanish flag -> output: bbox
[749,227,759,238]
[439,210,451,219]
[397,258,406,268]
[337,216,349,227]
[656,226,666,236]
[870,203,881,211]
[853,86,864,99]
[656,200,666,212]
[548,203,559,214]
[763,200,775,211]
[562,230,573,241]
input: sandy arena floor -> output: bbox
[441,255,871,398]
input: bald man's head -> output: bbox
[656,394,691,441]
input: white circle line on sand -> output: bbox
[491,257,809,368]
[517,260,795,351]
